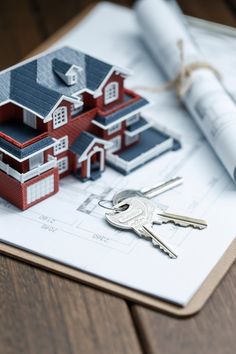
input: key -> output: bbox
[105,196,178,258]
[112,176,183,205]
[116,196,207,230]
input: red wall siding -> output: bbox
[0,170,25,209]
[2,154,29,173]
[0,103,22,123]
[49,106,97,146]
[0,168,59,210]
[82,92,96,109]
[1,147,54,174]
[36,117,50,132]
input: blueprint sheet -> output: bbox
[1,2,236,306]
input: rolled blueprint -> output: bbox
[135,0,236,182]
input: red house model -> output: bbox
[0,47,180,210]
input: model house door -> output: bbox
[23,109,37,129]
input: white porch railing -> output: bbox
[106,137,174,174]
[0,156,57,183]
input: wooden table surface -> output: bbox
[1,1,236,353]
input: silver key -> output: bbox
[117,196,207,230]
[112,176,183,205]
[105,196,178,258]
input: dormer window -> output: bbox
[67,68,79,85]
[52,58,82,86]
[104,82,119,105]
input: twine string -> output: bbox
[133,39,222,97]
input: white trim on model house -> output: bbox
[57,156,68,174]
[86,146,105,178]
[109,135,122,152]
[53,106,68,129]
[104,82,119,104]
[125,134,139,146]
[53,136,69,155]
[107,122,121,135]
[91,103,151,130]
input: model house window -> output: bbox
[27,175,54,205]
[109,136,121,152]
[29,152,44,170]
[104,82,119,104]
[53,106,68,129]
[126,114,140,127]
[71,101,83,118]
[107,122,121,135]
[125,134,139,146]
[57,156,68,174]
[54,136,68,155]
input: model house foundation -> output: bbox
[0,47,180,210]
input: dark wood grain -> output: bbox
[0,0,44,69]
[178,0,236,26]
[1,1,236,354]
[132,262,236,354]
[0,255,143,354]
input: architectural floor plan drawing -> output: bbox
[1,3,236,306]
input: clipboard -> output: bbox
[0,4,236,317]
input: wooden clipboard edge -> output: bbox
[1,2,235,317]
[1,238,235,317]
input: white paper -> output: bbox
[1,2,236,306]
[136,0,236,182]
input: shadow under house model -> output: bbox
[0,46,181,210]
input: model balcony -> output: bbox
[125,116,151,137]
[106,126,181,175]
[0,155,57,183]
[92,90,149,129]
[0,120,48,147]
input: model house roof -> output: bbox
[0,136,55,161]
[0,47,127,119]
[70,132,112,161]
[93,97,149,128]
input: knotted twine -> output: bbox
[133,39,222,97]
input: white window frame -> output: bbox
[126,114,140,127]
[53,136,69,155]
[53,106,68,129]
[107,122,121,135]
[109,136,121,152]
[125,134,139,146]
[27,175,54,204]
[29,152,44,170]
[104,82,119,105]
[57,156,68,174]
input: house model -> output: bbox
[0,47,180,210]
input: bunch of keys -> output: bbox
[99,177,207,259]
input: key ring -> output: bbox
[98,199,127,212]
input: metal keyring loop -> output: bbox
[98,199,127,212]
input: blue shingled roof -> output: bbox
[0,47,114,118]
[93,98,149,126]
[70,132,97,156]
[0,136,54,160]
